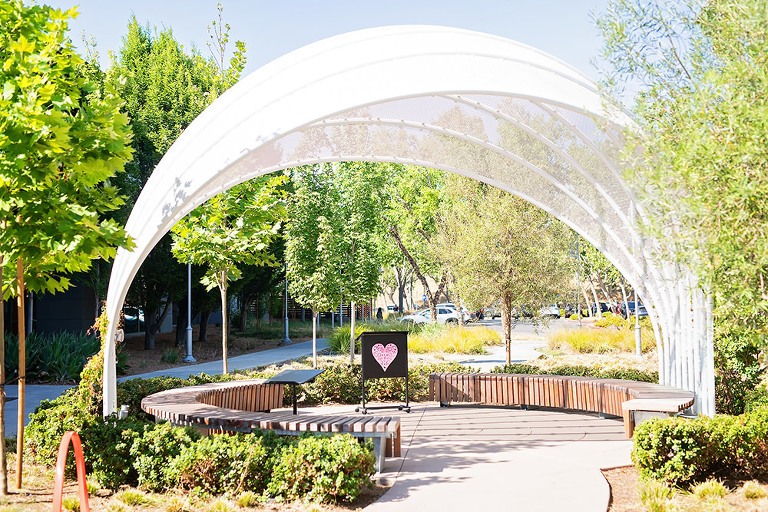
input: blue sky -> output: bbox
[42,0,611,80]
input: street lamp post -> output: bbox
[183,262,196,363]
[280,263,291,345]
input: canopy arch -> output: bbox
[104,25,714,416]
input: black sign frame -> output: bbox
[356,331,411,414]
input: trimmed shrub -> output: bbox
[26,389,96,466]
[266,434,375,503]
[490,363,658,383]
[299,361,468,405]
[130,422,201,492]
[171,432,273,496]
[632,406,768,487]
[79,416,149,490]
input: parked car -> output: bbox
[590,302,611,315]
[511,305,534,318]
[619,301,648,319]
[399,307,470,325]
[483,305,501,319]
[539,305,560,318]
[123,306,145,333]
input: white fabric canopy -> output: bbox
[104,25,714,417]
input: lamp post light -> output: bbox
[280,263,291,346]
[183,262,196,363]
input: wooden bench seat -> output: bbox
[428,373,694,437]
[141,379,401,472]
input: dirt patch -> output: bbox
[604,466,644,512]
[0,463,389,511]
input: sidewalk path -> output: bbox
[5,338,329,436]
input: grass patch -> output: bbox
[115,489,152,506]
[742,481,766,500]
[241,319,332,340]
[408,324,500,354]
[693,480,728,502]
[548,326,654,354]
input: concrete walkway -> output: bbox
[303,403,631,512]
[5,338,329,436]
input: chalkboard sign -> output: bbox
[361,331,408,379]
[357,331,410,414]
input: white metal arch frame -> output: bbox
[103,26,714,417]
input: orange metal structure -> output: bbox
[51,431,90,512]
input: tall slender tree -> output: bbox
[0,0,133,489]
[171,177,286,373]
[106,13,246,349]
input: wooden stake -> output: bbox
[15,259,24,490]
[0,256,7,495]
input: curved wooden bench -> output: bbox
[141,379,400,472]
[428,373,694,437]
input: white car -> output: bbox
[539,305,561,318]
[400,307,470,325]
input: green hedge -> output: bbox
[632,406,768,487]
[298,361,469,405]
[489,363,658,383]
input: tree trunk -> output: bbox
[580,282,592,318]
[350,301,356,364]
[144,300,171,350]
[219,270,229,374]
[0,256,7,495]
[312,310,318,369]
[175,299,187,347]
[501,292,513,365]
[199,310,210,342]
[388,224,449,320]
[143,307,157,350]
[595,271,613,306]
[16,259,25,490]
[619,281,630,326]
[239,295,251,332]
[589,276,602,319]
[453,285,465,326]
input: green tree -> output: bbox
[435,175,570,363]
[106,15,246,349]
[285,165,343,366]
[171,177,286,373]
[596,0,768,330]
[286,162,385,363]
[382,164,449,321]
[0,0,133,490]
[596,0,768,404]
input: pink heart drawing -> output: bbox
[371,343,398,372]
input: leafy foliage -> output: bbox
[106,14,247,346]
[596,0,768,336]
[434,173,571,362]
[0,0,133,294]
[130,422,200,492]
[266,434,375,503]
[490,363,658,383]
[171,432,272,496]
[632,407,768,487]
